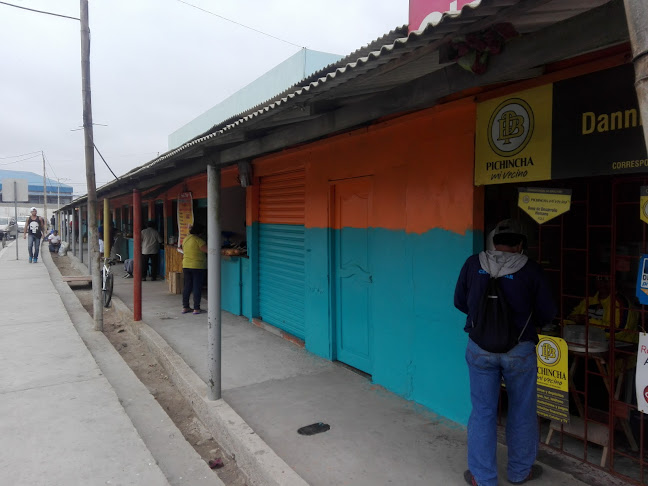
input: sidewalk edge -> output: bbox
[111,298,309,486]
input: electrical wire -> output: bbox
[0,153,41,166]
[93,143,120,181]
[0,151,41,160]
[0,1,79,21]
[175,0,303,49]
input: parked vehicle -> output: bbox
[0,217,18,240]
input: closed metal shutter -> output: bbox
[258,169,306,338]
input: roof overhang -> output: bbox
[61,0,627,210]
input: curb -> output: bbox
[42,250,221,486]
[110,297,309,486]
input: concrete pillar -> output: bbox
[207,163,222,400]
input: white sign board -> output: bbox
[2,179,29,202]
[636,333,648,414]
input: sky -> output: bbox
[0,0,408,196]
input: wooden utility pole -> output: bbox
[41,151,47,227]
[80,0,102,330]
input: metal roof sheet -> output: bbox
[68,0,617,205]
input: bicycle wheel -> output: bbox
[103,272,114,307]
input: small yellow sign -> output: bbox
[641,187,648,224]
[518,187,571,224]
[475,84,553,186]
[536,335,569,423]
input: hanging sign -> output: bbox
[536,335,570,423]
[636,254,648,305]
[476,65,647,186]
[518,187,571,224]
[475,84,553,186]
[636,334,648,414]
[641,187,648,224]
[177,192,194,251]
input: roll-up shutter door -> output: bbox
[258,169,306,338]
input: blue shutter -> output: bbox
[258,170,306,339]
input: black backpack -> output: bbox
[469,276,530,353]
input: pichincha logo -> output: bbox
[488,98,535,157]
[538,338,560,366]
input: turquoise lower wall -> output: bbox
[246,223,480,425]
[305,226,478,425]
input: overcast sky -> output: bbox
[0,0,408,195]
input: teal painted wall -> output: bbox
[303,226,479,425]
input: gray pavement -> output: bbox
[0,240,221,486]
[65,245,608,486]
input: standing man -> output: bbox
[141,220,162,281]
[23,207,45,263]
[454,219,555,486]
[50,214,55,231]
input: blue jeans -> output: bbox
[27,235,41,260]
[182,268,206,310]
[466,338,538,486]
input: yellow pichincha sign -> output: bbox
[475,84,553,186]
[536,335,569,423]
[518,187,571,224]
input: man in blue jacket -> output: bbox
[455,219,556,486]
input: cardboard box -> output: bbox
[168,271,183,294]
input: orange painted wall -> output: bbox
[253,99,479,235]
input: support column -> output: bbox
[207,163,222,400]
[80,205,85,269]
[133,189,142,321]
[72,208,77,257]
[103,198,111,258]
[624,0,648,150]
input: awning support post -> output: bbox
[207,162,222,400]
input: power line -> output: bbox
[0,1,79,21]
[0,154,41,166]
[175,0,304,49]
[93,143,120,181]
[0,150,42,160]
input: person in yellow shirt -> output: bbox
[568,275,638,345]
[181,224,207,315]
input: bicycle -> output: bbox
[102,253,121,307]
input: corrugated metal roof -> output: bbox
[70,0,617,204]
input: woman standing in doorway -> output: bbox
[181,223,207,315]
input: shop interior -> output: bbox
[486,176,648,481]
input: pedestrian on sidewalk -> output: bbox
[454,219,556,486]
[141,220,162,281]
[181,223,207,315]
[23,207,45,263]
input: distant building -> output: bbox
[0,169,73,220]
[168,48,342,148]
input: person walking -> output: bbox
[141,220,162,281]
[454,219,556,486]
[23,207,45,263]
[181,223,207,315]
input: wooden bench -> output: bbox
[61,275,93,283]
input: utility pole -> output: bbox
[80,0,102,331]
[41,151,47,228]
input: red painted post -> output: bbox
[133,189,142,321]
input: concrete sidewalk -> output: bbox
[64,245,614,486]
[0,241,221,486]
